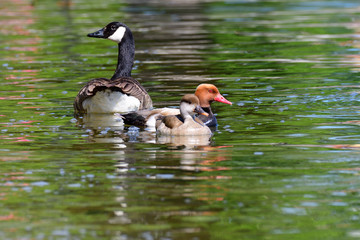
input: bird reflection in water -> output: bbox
[75,113,219,149]
[76,113,125,131]
[156,134,211,150]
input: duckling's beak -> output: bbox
[195,106,209,116]
[87,28,105,38]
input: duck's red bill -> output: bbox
[214,94,232,105]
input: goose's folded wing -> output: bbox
[74,78,109,113]
[110,77,153,110]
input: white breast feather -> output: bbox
[82,89,140,113]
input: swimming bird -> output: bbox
[74,22,152,115]
[155,94,212,136]
[122,83,232,128]
[194,83,232,126]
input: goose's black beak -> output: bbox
[87,28,105,38]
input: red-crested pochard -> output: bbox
[194,83,232,126]
[122,83,232,128]
[74,22,152,115]
[155,94,212,136]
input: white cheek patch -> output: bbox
[108,26,126,43]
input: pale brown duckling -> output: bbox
[155,94,212,136]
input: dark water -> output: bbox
[2,0,360,239]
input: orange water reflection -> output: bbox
[0,1,40,226]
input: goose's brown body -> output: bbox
[74,77,152,114]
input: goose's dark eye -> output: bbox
[111,25,117,31]
[208,89,214,93]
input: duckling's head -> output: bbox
[87,22,131,44]
[180,94,209,118]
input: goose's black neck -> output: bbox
[110,30,135,80]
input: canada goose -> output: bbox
[74,22,152,115]
[122,83,232,128]
[155,94,212,136]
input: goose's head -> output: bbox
[180,94,209,118]
[87,22,131,44]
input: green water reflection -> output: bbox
[2,0,360,239]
